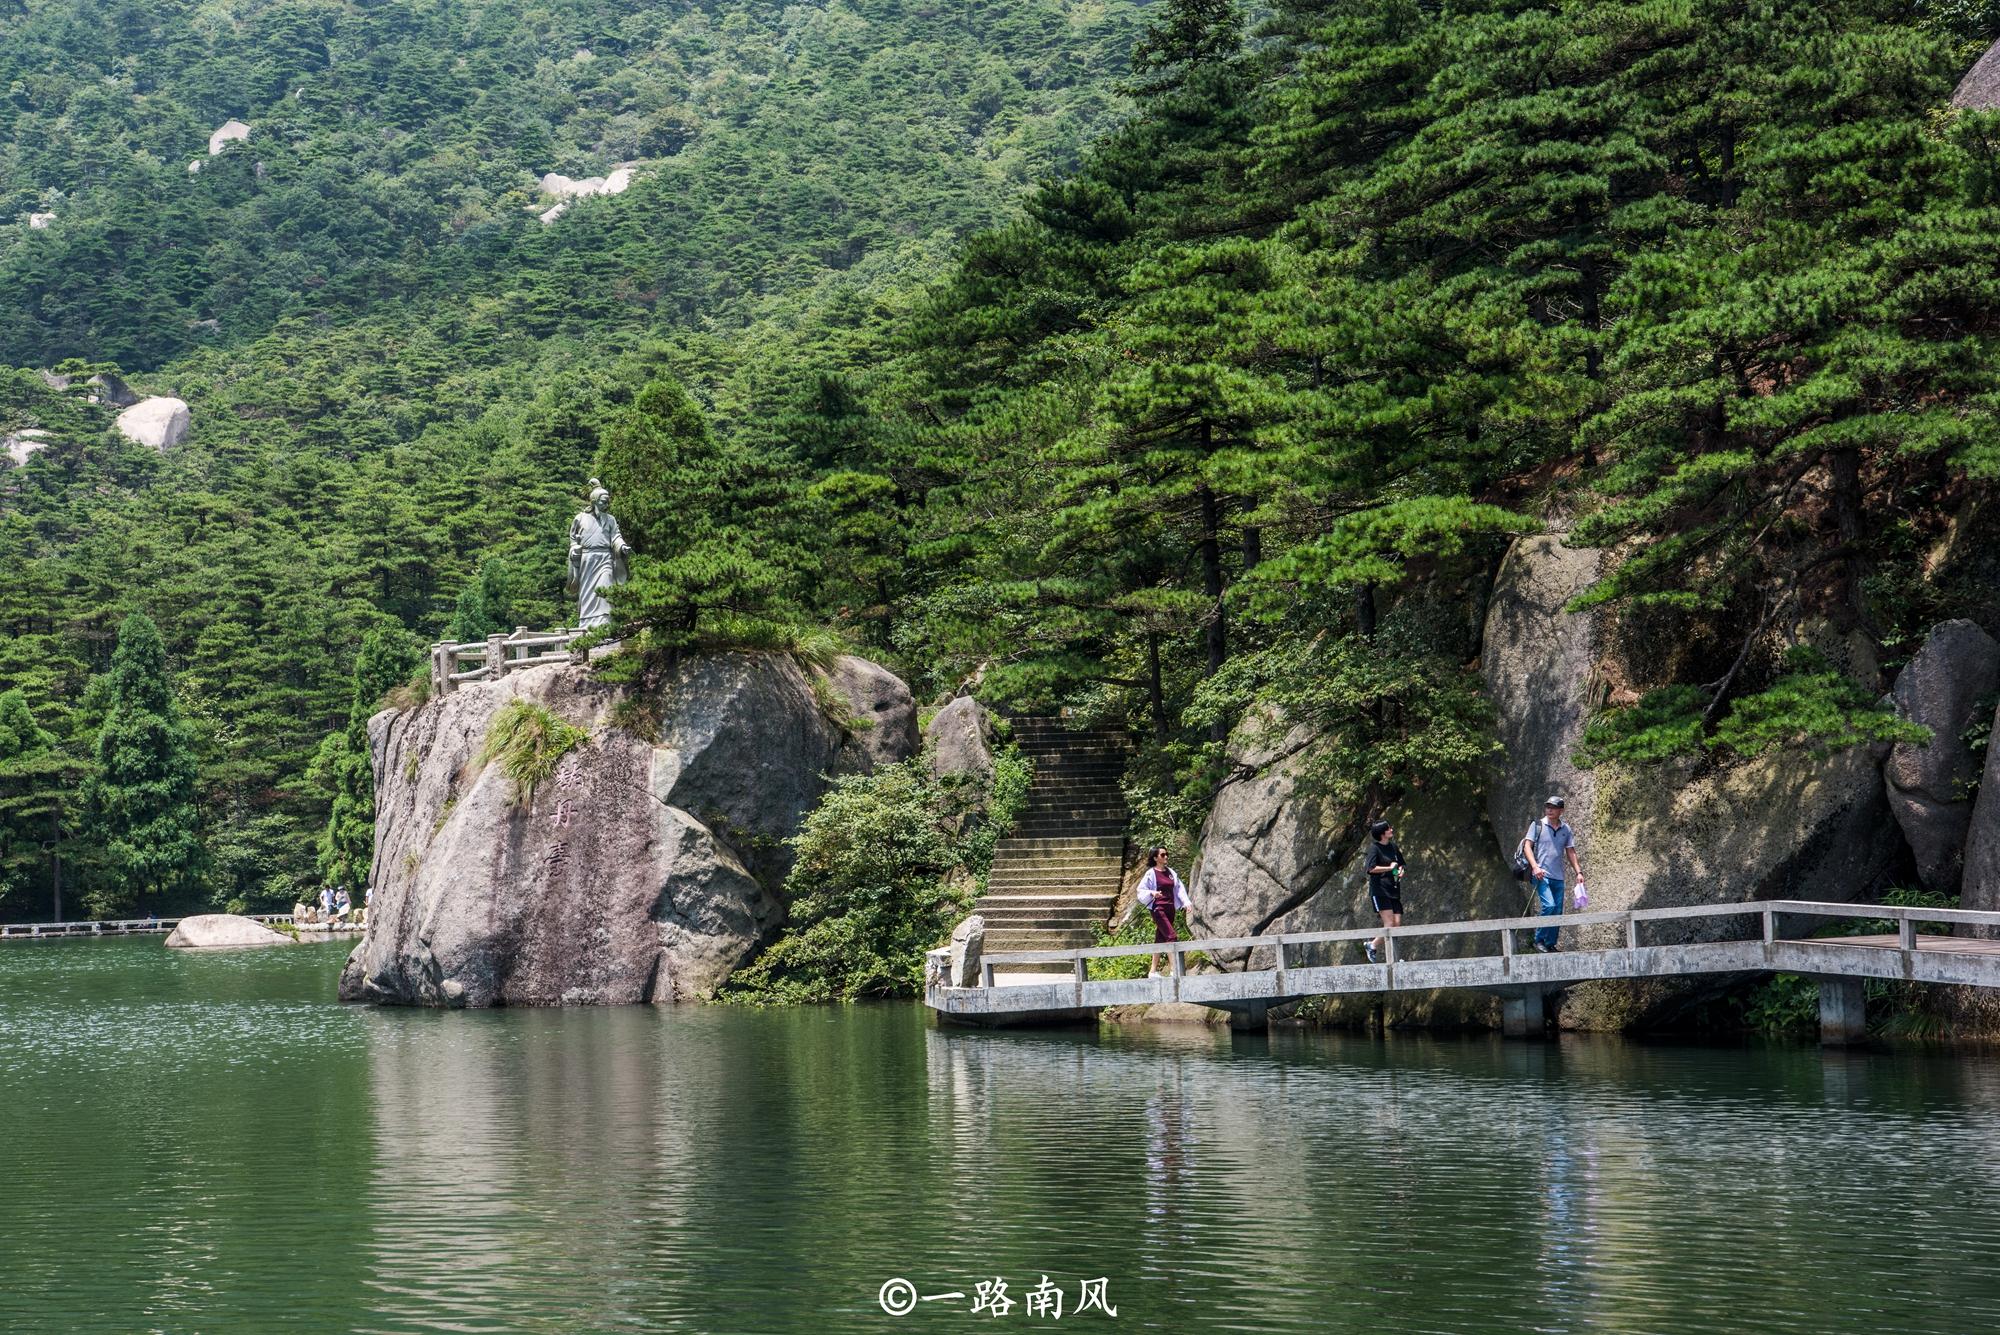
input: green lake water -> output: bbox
[3,937,1998,1334]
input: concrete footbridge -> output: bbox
[0,914,358,941]
[925,900,2000,1043]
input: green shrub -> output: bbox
[719,760,972,1004]
[477,700,590,799]
[720,743,1030,1004]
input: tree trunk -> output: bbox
[1147,631,1168,739]
[1242,526,1262,573]
[1357,582,1377,640]
[49,807,61,924]
[1828,447,1876,653]
[1197,480,1228,742]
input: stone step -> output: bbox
[994,836,1125,854]
[986,863,1123,880]
[1023,787,1126,800]
[1016,822,1129,837]
[985,879,1122,894]
[985,932,1101,952]
[1020,808,1129,822]
[1026,776,1126,790]
[975,913,1108,931]
[976,899,1111,915]
[977,893,1120,907]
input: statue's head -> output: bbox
[588,478,610,510]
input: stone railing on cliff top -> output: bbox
[431,626,588,696]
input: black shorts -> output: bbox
[1370,890,1403,915]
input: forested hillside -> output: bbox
[0,0,1155,917]
[5,0,2000,927]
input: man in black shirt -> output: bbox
[1362,818,1405,965]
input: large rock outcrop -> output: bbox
[115,397,190,450]
[1478,536,1901,1028]
[3,429,53,466]
[926,695,994,781]
[1481,534,1603,854]
[1883,620,1998,892]
[1962,698,2000,922]
[166,914,294,949]
[209,119,251,155]
[1185,713,1516,1026]
[1955,40,2000,109]
[540,167,633,199]
[339,651,916,1008]
[826,655,919,772]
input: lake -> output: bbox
[2,936,1996,1333]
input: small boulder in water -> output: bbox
[165,913,295,949]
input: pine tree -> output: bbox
[448,558,518,642]
[594,376,807,660]
[77,613,205,919]
[0,689,78,921]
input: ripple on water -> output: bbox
[2,938,1999,1333]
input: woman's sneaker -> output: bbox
[1364,942,1380,964]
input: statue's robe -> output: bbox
[566,509,630,629]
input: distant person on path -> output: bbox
[1137,847,1189,979]
[334,888,351,919]
[1362,819,1405,964]
[319,885,334,922]
[1522,796,1584,953]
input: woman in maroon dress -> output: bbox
[1137,846,1188,978]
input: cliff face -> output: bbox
[339,653,916,1007]
[1188,536,1918,1032]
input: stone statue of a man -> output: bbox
[566,479,633,630]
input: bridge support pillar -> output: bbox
[1501,985,1548,1039]
[1224,1001,1270,1033]
[1817,978,1866,1045]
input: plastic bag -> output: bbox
[1573,880,1589,910]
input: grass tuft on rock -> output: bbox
[479,699,590,798]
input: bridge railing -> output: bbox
[430,626,588,696]
[0,912,320,940]
[956,898,2000,989]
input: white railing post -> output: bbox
[486,633,507,679]
[1272,939,1287,993]
[1625,913,1639,951]
[980,960,995,989]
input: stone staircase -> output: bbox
[971,717,1131,974]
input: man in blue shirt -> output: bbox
[1522,796,1584,953]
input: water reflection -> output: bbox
[6,940,2000,1334]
